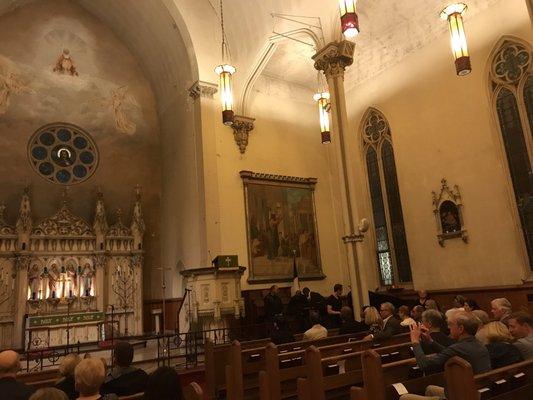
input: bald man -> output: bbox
[0,350,34,400]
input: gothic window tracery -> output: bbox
[489,38,533,270]
[362,108,412,286]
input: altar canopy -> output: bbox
[0,188,144,349]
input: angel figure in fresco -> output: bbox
[108,86,137,135]
[53,48,79,76]
[0,71,33,115]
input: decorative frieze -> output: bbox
[313,40,355,79]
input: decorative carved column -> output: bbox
[231,115,255,154]
[94,254,107,313]
[313,40,367,308]
[13,254,31,348]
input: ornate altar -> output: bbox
[0,187,144,350]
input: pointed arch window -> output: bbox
[489,39,533,270]
[362,109,412,286]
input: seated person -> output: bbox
[463,299,480,312]
[364,302,401,341]
[411,305,425,323]
[303,312,328,341]
[29,388,68,400]
[270,315,295,345]
[0,350,34,400]
[399,305,416,328]
[477,321,523,369]
[75,358,114,400]
[490,297,513,326]
[55,353,81,400]
[507,311,533,360]
[143,366,183,400]
[339,306,366,335]
[101,341,148,396]
[400,311,490,400]
[363,306,382,335]
[420,309,454,354]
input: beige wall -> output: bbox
[345,0,533,290]
[199,75,351,295]
[0,0,162,296]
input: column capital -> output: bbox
[232,115,255,154]
[313,40,355,79]
[188,80,218,100]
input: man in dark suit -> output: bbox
[364,302,401,341]
[400,311,491,400]
[0,350,34,400]
[101,341,148,396]
[420,309,454,354]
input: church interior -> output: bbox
[0,0,532,399]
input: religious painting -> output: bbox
[432,179,468,247]
[439,200,461,234]
[241,171,325,283]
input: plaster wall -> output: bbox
[0,0,161,296]
[200,75,351,295]
[345,0,533,290]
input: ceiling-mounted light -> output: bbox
[214,0,235,125]
[440,3,471,76]
[339,0,359,38]
[313,92,331,144]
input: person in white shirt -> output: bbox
[303,312,327,341]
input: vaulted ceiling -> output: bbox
[0,0,508,107]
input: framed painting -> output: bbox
[240,171,325,283]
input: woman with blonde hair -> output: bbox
[477,321,523,368]
[364,306,383,335]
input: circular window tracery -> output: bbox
[28,123,99,185]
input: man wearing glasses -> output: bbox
[364,302,401,341]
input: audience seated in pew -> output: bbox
[420,310,455,355]
[303,312,328,341]
[339,306,367,335]
[477,321,523,369]
[472,309,490,326]
[142,366,184,400]
[364,302,402,341]
[0,349,35,400]
[399,311,491,400]
[508,311,533,360]
[463,299,480,312]
[101,341,148,397]
[411,305,425,324]
[55,353,81,400]
[30,387,68,400]
[490,297,513,326]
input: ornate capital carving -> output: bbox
[188,80,218,100]
[313,40,355,79]
[232,115,255,154]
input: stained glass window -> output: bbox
[496,88,533,268]
[381,141,412,282]
[490,39,533,271]
[366,147,393,285]
[28,123,99,185]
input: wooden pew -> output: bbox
[228,331,374,400]
[349,349,444,400]
[205,336,272,400]
[260,334,410,400]
[445,356,533,400]
[296,340,416,400]
[183,382,204,400]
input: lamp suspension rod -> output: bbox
[271,30,315,48]
[271,13,322,29]
[220,0,230,62]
